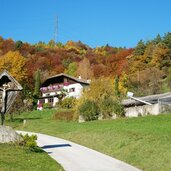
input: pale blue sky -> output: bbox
[1,0,171,47]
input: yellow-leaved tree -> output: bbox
[0,51,27,82]
[75,78,124,121]
[118,72,128,96]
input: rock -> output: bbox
[78,115,85,123]
[98,114,103,120]
[0,126,23,143]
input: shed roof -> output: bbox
[122,92,171,107]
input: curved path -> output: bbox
[17,131,141,171]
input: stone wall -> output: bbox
[124,104,160,117]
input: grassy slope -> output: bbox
[6,110,171,171]
[0,143,64,171]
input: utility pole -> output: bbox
[54,16,58,43]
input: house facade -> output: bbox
[38,73,90,108]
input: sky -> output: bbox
[0,0,171,48]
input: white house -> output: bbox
[38,73,90,108]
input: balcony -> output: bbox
[40,82,70,93]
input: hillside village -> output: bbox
[0,33,171,171]
[1,33,171,116]
[1,33,171,94]
[1,0,171,170]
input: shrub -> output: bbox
[61,97,76,109]
[112,100,125,117]
[100,97,116,118]
[20,134,43,152]
[100,98,125,118]
[43,103,52,109]
[78,100,99,121]
[53,109,74,121]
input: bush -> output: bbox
[100,98,125,118]
[113,100,125,117]
[61,97,76,109]
[78,100,99,121]
[100,97,116,118]
[53,109,74,121]
[20,134,43,152]
[43,103,52,109]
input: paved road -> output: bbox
[17,131,141,171]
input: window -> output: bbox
[48,98,54,103]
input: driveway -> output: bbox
[17,131,141,171]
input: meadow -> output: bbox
[0,143,64,171]
[6,109,171,171]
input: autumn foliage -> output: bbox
[0,51,27,82]
[0,32,171,98]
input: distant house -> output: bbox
[38,73,90,107]
[122,92,171,117]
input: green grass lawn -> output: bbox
[5,109,171,171]
[0,143,64,171]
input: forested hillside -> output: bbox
[0,32,171,99]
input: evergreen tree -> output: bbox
[114,76,120,97]
[33,69,41,98]
[163,32,171,59]
[15,40,23,50]
[134,40,146,55]
[33,69,41,109]
[163,32,171,48]
[153,34,162,45]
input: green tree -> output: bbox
[15,40,23,50]
[163,32,171,59]
[134,40,146,56]
[33,69,41,109]
[153,34,162,45]
[163,32,171,49]
[114,76,120,97]
[33,69,41,97]
[48,39,55,48]
[62,58,72,69]
[65,62,77,76]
